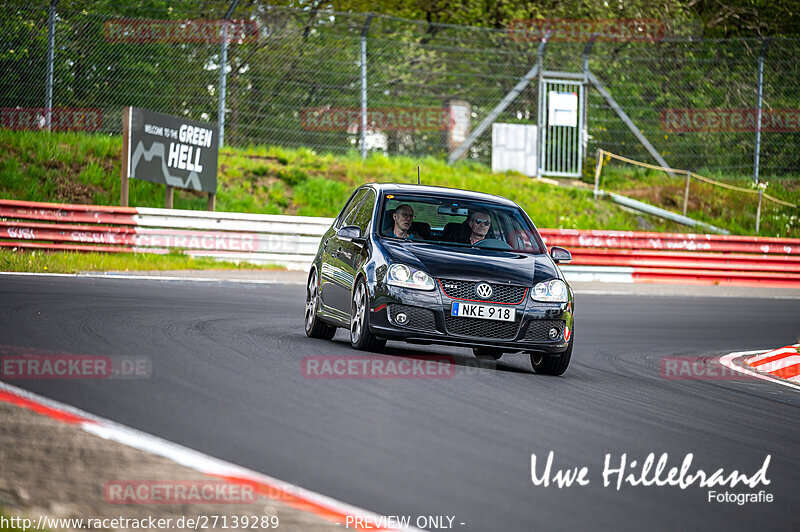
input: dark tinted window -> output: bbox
[353,190,376,232]
[337,189,367,228]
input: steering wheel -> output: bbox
[475,238,511,250]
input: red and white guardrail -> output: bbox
[2,199,800,287]
[0,199,329,270]
[744,345,800,382]
[539,228,800,288]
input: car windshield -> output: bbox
[379,194,544,254]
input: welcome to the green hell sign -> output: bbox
[145,123,215,173]
[126,107,218,194]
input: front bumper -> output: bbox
[368,283,573,355]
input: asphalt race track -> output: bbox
[1,275,798,531]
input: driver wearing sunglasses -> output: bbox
[465,210,492,245]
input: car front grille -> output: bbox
[388,304,437,332]
[524,319,565,342]
[438,279,527,304]
[444,315,520,340]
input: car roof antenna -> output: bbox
[417,166,420,185]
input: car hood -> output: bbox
[379,240,560,287]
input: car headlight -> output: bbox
[387,263,435,290]
[531,279,568,302]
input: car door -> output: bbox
[333,189,376,312]
[321,189,367,314]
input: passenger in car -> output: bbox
[391,204,416,239]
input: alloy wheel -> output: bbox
[305,274,318,332]
[351,283,366,343]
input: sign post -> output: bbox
[446,100,471,158]
[120,106,131,207]
[121,107,218,210]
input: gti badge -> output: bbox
[475,282,493,300]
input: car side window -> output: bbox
[353,190,376,233]
[337,189,367,229]
[503,213,539,253]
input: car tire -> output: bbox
[305,270,336,340]
[530,334,573,376]
[350,278,386,352]
[473,347,503,360]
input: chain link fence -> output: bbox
[587,37,800,178]
[2,1,800,178]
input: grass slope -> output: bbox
[1,130,796,236]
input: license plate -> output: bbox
[451,302,515,322]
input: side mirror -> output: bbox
[337,225,364,244]
[550,246,572,264]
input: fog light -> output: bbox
[396,312,408,325]
[548,328,559,340]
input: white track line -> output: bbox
[0,271,305,285]
[719,350,800,391]
[0,381,421,531]
[572,289,800,299]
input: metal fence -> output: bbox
[2,1,800,177]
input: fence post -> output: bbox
[682,170,691,217]
[217,0,240,149]
[218,27,228,148]
[593,149,603,197]
[165,186,174,209]
[45,0,59,131]
[581,35,597,162]
[755,189,763,234]
[360,14,375,160]
[753,38,770,184]
[121,106,131,207]
[535,39,546,178]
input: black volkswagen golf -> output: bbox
[304,183,575,375]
